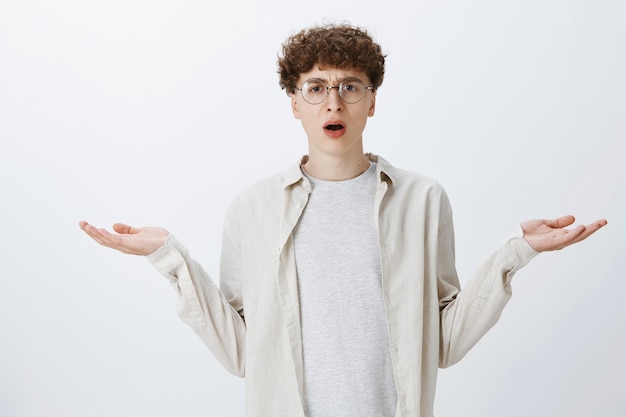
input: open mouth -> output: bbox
[323,121,346,137]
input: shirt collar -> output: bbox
[280,153,396,190]
[367,153,396,187]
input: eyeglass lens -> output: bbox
[300,78,369,104]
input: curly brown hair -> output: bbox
[277,23,386,95]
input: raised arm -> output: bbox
[78,220,246,376]
[439,213,607,367]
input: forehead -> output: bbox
[298,65,370,84]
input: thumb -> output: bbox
[545,215,576,229]
[112,223,135,235]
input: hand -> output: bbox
[79,221,169,256]
[521,215,607,252]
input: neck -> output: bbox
[302,152,370,181]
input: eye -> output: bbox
[305,80,326,94]
[341,79,363,93]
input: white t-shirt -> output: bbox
[294,162,398,417]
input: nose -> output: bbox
[326,86,343,111]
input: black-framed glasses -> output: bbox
[296,77,374,105]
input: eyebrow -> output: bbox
[306,76,363,84]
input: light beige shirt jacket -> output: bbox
[147,154,538,417]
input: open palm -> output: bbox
[79,221,169,256]
[521,215,607,252]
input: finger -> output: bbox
[552,224,587,249]
[79,221,109,239]
[79,220,101,232]
[113,223,135,235]
[575,220,608,242]
[86,226,117,246]
[79,222,103,239]
[545,215,576,230]
[551,220,607,250]
[81,223,126,249]
[591,219,608,228]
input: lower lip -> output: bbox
[324,127,346,138]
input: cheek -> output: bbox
[297,105,319,123]
[295,109,317,132]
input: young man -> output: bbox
[79,24,607,417]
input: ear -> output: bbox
[368,92,376,117]
[291,93,301,119]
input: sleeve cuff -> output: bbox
[145,234,189,278]
[502,225,540,272]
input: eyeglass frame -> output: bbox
[295,77,375,105]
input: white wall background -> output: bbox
[1,0,624,416]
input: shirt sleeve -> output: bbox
[437,200,538,368]
[146,233,246,377]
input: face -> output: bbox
[291,65,376,161]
